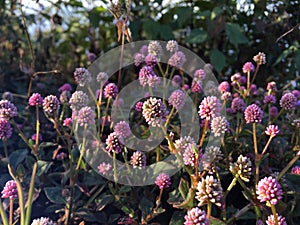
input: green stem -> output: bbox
[225,177,237,197]
[113,150,118,183]
[278,150,300,180]
[11,120,34,151]
[261,136,273,156]
[207,202,212,222]
[0,198,9,225]
[271,108,284,124]
[24,163,37,225]
[34,105,40,157]
[8,165,25,225]
[164,107,175,128]
[101,97,111,134]
[75,124,87,171]
[270,203,279,225]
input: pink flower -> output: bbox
[98,162,112,175]
[265,125,280,137]
[29,93,43,106]
[256,176,283,205]
[1,180,17,199]
[244,104,263,124]
[218,81,230,93]
[58,83,72,92]
[0,119,12,140]
[266,214,287,225]
[291,166,300,175]
[155,173,171,189]
[280,93,297,110]
[184,207,209,225]
[198,96,221,120]
[114,121,131,139]
[242,62,255,73]
[63,118,73,127]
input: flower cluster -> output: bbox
[256,176,283,205]
[142,97,167,127]
[230,155,252,182]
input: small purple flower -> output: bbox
[218,81,230,93]
[265,125,280,137]
[29,93,44,106]
[168,89,186,110]
[172,75,182,87]
[134,53,145,67]
[104,83,118,99]
[87,52,97,62]
[135,101,143,112]
[112,98,124,107]
[221,92,232,101]
[56,152,67,160]
[184,207,209,225]
[1,180,17,199]
[148,41,162,56]
[69,91,89,112]
[230,155,252,182]
[73,67,92,86]
[182,84,189,91]
[139,66,159,87]
[145,54,157,67]
[194,69,206,81]
[63,118,73,127]
[155,173,171,189]
[292,90,300,99]
[130,151,147,168]
[266,214,287,225]
[0,119,12,140]
[291,166,300,175]
[43,95,60,117]
[211,116,229,137]
[267,81,277,93]
[58,83,72,92]
[96,72,108,84]
[168,51,186,68]
[244,104,263,124]
[270,106,278,118]
[242,62,255,73]
[166,40,178,53]
[98,162,112,175]
[0,100,18,120]
[253,52,266,65]
[77,106,95,126]
[140,45,148,55]
[198,96,221,120]
[31,217,56,225]
[183,144,201,167]
[174,136,196,154]
[31,133,42,142]
[59,91,71,104]
[191,81,202,93]
[114,121,131,139]
[230,73,241,86]
[106,132,124,154]
[280,92,297,110]
[264,94,276,104]
[142,97,167,127]
[256,176,283,205]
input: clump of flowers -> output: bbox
[142,97,167,127]
[0,100,18,120]
[291,166,300,175]
[114,121,131,139]
[168,51,186,68]
[265,125,280,137]
[43,95,60,117]
[96,72,108,84]
[211,116,229,137]
[138,66,160,88]
[130,151,146,168]
[104,83,118,99]
[148,41,162,56]
[73,67,91,86]
[230,155,252,182]
[168,89,186,110]
[0,119,12,140]
[106,132,124,154]
[196,175,224,208]
[242,62,255,73]
[77,106,95,126]
[266,214,287,225]
[31,217,57,225]
[155,173,171,189]
[166,40,178,53]
[184,207,209,225]
[280,92,297,111]
[244,104,263,124]
[183,143,201,167]
[69,91,89,112]
[98,162,112,175]
[256,176,283,205]
[198,96,221,120]
[1,180,17,199]
[29,93,43,106]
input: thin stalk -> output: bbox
[87,85,98,106]
[207,202,212,222]
[101,97,111,134]
[155,189,163,210]
[271,108,284,124]
[253,123,260,185]
[246,71,250,95]
[0,198,9,225]
[97,84,104,131]
[9,199,13,225]
[252,123,258,155]
[3,140,8,158]
[277,150,300,180]
[196,119,209,176]
[117,32,125,88]
[261,136,273,156]
[75,124,87,171]
[11,120,33,151]
[34,106,40,156]
[225,176,237,198]
[164,107,175,128]
[113,150,118,183]
[270,204,279,225]
[250,64,260,85]
[8,165,25,225]
[24,163,37,225]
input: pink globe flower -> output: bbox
[98,162,112,175]
[244,104,263,124]
[242,62,255,73]
[184,207,209,225]
[218,81,230,93]
[29,93,43,106]
[265,125,280,137]
[198,96,221,120]
[291,166,300,175]
[280,93,297,110]
[256,176,283,205]
[155,173,171,189]
[1,180,17,199]
[266,214,287,225]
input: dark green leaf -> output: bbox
[88,7,107,28]
[44,187,65,204]
[159,24,174,40]
[9,149,27,169]
[210,216,226,225]
[142,19,160,39]
[225,23,248,47]
[37,160,53,176]
[178,178,190,199]
[169,211,186,225]
[210,49,226,73]
[139,197,154,217]
[75,208,98,222]
[186,29,208,44]
[96,194,114,211]
[211,7,223,20]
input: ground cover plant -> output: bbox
[0,0,300,225]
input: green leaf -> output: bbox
[139,197,154,217]
[169,211,186,225]
[273,45,298,66]
[9,149,28,169]
[119,185,131,194]
[210,49,226,73]
[210,216,226,225]
[186,29,208,44]
[170,188,195,209]
[44,187,66,204]
[225,23,248,47]
[295,50,300,70]
[96,194,114,211]
[159,24,174,40]
[176,7,192,27]
[178,178,190,199]
[37,160,53,176]
[75,208,98,222]
[211,6,223,20]
[142,19,160,39]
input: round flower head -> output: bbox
[291,166,300,175]
[155,173,171,189]
[77,106,95,126]
[145,54,157,67]
[139,66,160,87]
[256,176,283,205]
[148,41,162,56]
[174,136,196,154]
[211,116,229,137]
[43,95,60,117]
[196,175,224,208]
[244,104,263,124]
[202,146,223,171]
[31,133,42,142]
[31,217,56,225]
[58,83,72,92]
[114,121,131,139]
[230,73,241,86]
[140,45,148,55]
[292,90,300,99]
[172,75,182,87]
[194,69,206,81]
[96,72,108,84]
[168,51,186,68]
[56,152,67,160]
[0,119,12,140]
[59,91,71,104]
[221,92,232,101]
[230,155,252,182]
[63,118,72,127]
[265,125,280,137]
[87,52,96,62]
[191,81,202,94]
[166,40,178,53]
[267,81,277,93]
[0,100,17,120]
[183,143,202,167]
[218,81,230,93]
[182,84,189,91]
[198,96,221,120]
[142,97,167,127]
[242,62,255,73]
[106,132,124,154]
[168,89,186,110]
[134,53,145,67]
[98,162,112,175]
[253,52,266,65]
[280,92,297,110]
[264,94,276,104]
[104,83,118,99]
[69,91,89,112]
[73,67,92,86]
[1,180,17,199]
[2,92,13,102]
[184,207,209,225]
[130,151,146,168]
[270,106,278,118]
[266,214,287,225]
[29,93,43,106]
[135,101,143,112]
